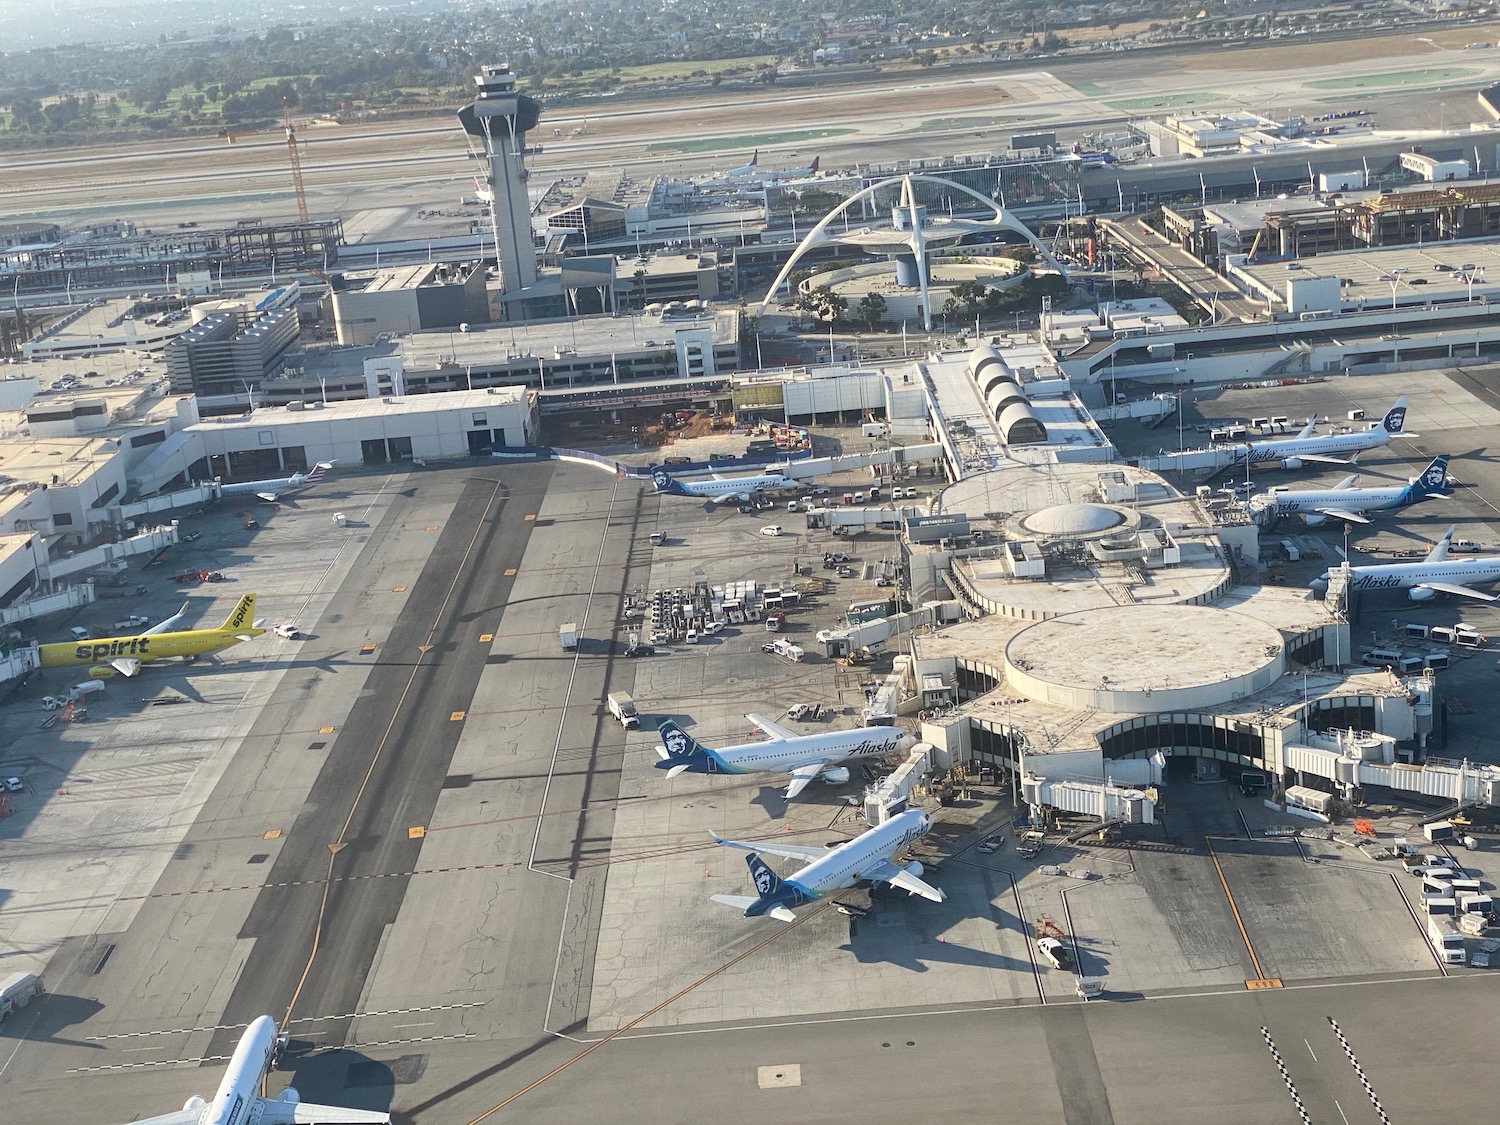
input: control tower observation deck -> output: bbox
[458,65,542,298]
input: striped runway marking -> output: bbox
[1328,1016,1392,1124]
[1261,1027,1313,1125]
[85,1002,488,1041]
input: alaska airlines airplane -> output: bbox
[220,461,334,503]
[1318,525,1500,601]
[709,808,944,921]
[1253,455,1450,526]
[656,716,915,799]
[121,1014,389,1125]
[651,467,794,503]
[1226,397,1412,468]
[40,594,265,676]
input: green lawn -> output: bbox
[1107,91,1228,111]
[1305,66,1479,91]
[906,114,1022,134]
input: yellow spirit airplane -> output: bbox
[40,594,265,677]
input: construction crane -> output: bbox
[283,99,310,224]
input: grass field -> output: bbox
[906,114,1023,134]
[1107,91,1229,111]
[1306,66,1480,91]
[646,127,857,154]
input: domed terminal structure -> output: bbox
[758,173,1067,330]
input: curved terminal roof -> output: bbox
[1004,605,1287,713]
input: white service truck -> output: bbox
[559,623,579,651]
[607,692,640,730]
[0,972,43,1022]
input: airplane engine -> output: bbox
[183,1097,207,1113]
[1283,457,1304,470]
[1300,513,1326,528]
[821,767,851,785]
[278,1088,301,1104]
[1408,586,1437,601]
[903,860,925,878]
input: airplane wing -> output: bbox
[743,712,797,740]
[1291,453,1354,466]
[255,1097,391,1125]
[710,829,828,863]
[115,1109,203,1125]
[255,490,281,503]
[1312,507,1371,525]
[783,761,828,801]
[110,657,141,677]
[1414,582,1498,602]
[144,602,190,636]
[862,859,946,903]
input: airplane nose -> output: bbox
[897,732,919,752]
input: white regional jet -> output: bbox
[709,807,945,921]
[1318,525,1500,602]
[123,1015,389,1125]
[656,716,916,799]
[1252,454,1450,526]
[1226,397,1412,468]
[651,467,794,503]
[219,461,335,503]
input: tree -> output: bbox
[856,292,887,331]
[949,280,991,319]
[797,284,846,325]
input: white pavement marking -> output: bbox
[1260,1027,1313,1125]
[84,1002,487,1041]
[756,1063,802,1089]
[1327,1016,1392,1125]
[530,474,623,879]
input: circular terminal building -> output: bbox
[840,347,1489,825]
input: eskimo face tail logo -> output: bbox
[652,470,670,490]
[663,729,689,758]
[1423,464,1446,487]
[753,863,775,895]
[1385,407,1407,433]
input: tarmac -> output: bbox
[3,443,1500,1124]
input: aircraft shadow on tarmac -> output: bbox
[278,1044,401,1115]
[838,908,1036,975]
[0,991,105,1048]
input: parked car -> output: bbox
[3,777,23,793]
[978,835,1004,854]
[273,623,303,639]
[759,525,783,537]
[786,703,814,721]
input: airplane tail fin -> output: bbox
[650,468,682,495]
[1381,395,1410,435]
[1297,416,1318,439]
[809,156,820,173]
[219,593,260,635]
[1425,525,1457,564]
[750,149,758,167]
[303,461,334,484]
[1406,455,1451,502]
[655,719,714,774]
[711,853,807,921]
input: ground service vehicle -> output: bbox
[607,692,640,730]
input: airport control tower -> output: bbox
[458,64,542,298]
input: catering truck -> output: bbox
[607,692,640,730]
